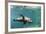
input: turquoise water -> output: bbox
[10,5,41,28]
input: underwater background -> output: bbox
[10,5,41,28]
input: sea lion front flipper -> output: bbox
[24,22,26,24]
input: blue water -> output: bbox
[10,5,41,28]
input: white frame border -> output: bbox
[8,2,44,32]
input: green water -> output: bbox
[10,5,41,28]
